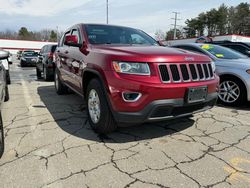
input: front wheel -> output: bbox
[0,112,4,158]
[6,71,11,85]
[218,77,246,106]
[86,79,117,134]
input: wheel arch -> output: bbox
[82,69,109,99]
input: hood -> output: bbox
[216,58,250,69]
[91,45,211,63]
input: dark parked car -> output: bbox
[208,41,250,57]
[20,50,38,67]
[0,50,10,158]
[36,44,57,81]
[55,23,219,134]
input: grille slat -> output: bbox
[180,64,190,81]
[196,64,204,79]
[208,64,214,77]
[159,65,170,82]
[189,64,198,80]
[170,65,180,81]
[203,64,209,79]
[159,63,214,83]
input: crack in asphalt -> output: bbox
[1,72,250,188]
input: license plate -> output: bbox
[187,86,207,103]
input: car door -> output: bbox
[56,31,72,85]
[67,27,86,93]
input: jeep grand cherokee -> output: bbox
[54,24,219,134]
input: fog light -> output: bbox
[122,92,142,102]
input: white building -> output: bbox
[0,38,57,54]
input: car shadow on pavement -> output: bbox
[37,85,195,143]
[216,102,250,110]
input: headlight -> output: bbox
[211,61,216,72]
[112,61,150,75]
[247,69,250,74]
[21,57,26,61]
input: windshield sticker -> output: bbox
[215,54,224,58]
[201,44,213,50]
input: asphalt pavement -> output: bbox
[0,60,250,188]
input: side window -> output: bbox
[40,47,44,54]
[131,34,149,44]
[224,45,248,54]
[44,46,48,53]
[71,29,81,43]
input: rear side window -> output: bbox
[223,45,249,54]
[51,45,57,52]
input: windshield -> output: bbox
[199,44,247,59]
[23,51,37,57]
[85,24,158,46]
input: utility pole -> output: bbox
[56,26,59,42]
[171,12,180,40]
[106,0,109,24]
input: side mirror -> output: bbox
[157,40,166,46]
[64,35,82,47]
[0,50,9,60]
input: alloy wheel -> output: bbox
[88,89,101,124]
[55,73,59,91]
[219,81,240,103]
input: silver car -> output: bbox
[172,43,250,105]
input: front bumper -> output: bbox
[21,60,37,67]
[113,93,217,124]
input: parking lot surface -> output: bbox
[0,61,250,188]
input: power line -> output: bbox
[171,12,181,40]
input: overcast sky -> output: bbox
[0,0,245,36]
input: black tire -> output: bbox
[55,69,67,95]
[6,71,11,85]
[218,76,246,106]
[0,112,4,158]
[36,67,42,79]
[43,67,49,81]
[86,79,117,134]
[4,85,9,102]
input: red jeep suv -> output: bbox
[55,24,219,134]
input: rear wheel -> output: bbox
[0,112,4,158]
[86,79,117,134]
[6,71,11,85]
[4,85,9,102]
[55,69,67,95]
[36,67,41,79]
[43,67,50,81]
[218,77,246,106]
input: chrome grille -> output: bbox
[159,63,214,83]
